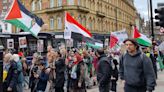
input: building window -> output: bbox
[5,24,7,30]
[31,1,35,11]
[57,17,62,29]
[78,15,82,24]
[58,0,62,6]
[89,19,92,30]
[50,18,54,30]
[16,27,20,33]
[78,0,81,6]
[68,0,74,5]
[50,0,54,8]
[3,0,7,3]
[37,0,42,10]
[3,6,7,10]
[82,16,86,27]
[92,19,95,30]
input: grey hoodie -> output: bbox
[119,50,156,91]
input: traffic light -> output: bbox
[154,7,164,27]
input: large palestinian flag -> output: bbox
[133,27,152,47]
[64,12,92,40]
[4,0,44,37]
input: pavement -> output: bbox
[88,70,164,92]
[24,71,164,92]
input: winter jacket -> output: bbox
[55,58,66,88]
[97,54,112,86]
[37,68,49,91]
[3,60,18,92]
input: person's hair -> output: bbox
[56,51,62,57]
[96,48,104,56]
[123,38,139,49]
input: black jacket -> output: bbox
[3,60,18,92]
[97,54,112,86]
[36,69,49,91]
[55,58,66,88]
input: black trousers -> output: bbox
[110,80,117,91]
[124,83,146,92]
[55,87,64,92]
[99,83,110,92]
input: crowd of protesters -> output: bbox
[2,38,164,92]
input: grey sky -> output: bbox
[134,0,164,20]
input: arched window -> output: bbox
[78,0,81,6]
[92,18,95,31]
[38,0,42,10]
[82,16,86,27]
[57,17,62,29]
[58,0,62,6]
[78,15,82,24]
[31,1,35,11]
[50,17,54,30]
[50,0,54,8]
[68,0,74,5]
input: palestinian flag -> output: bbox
[64,12,92,39]
[4,0,44,37]
[84,37,103,49]
[133,27,152,47]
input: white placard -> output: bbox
[111,29,128,45]
[19,37,27,48]
[37,40,44,52]
[7,39,14,49]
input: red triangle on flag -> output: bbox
[133,27,141,38]
[5,0,22,20]
[109,35,118,48]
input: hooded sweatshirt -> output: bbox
[119,50,156,91]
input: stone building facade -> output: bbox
[19,0,136,36]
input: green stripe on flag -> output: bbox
[136,38,152,47]
[4,19,37,37]
[86,42,101,49]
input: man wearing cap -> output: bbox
[119,38,156,92]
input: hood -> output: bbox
[127,50,142,57]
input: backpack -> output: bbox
[16,61,24,83]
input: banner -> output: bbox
[19,37,27,48]
[7,39,14,49]
[111,29,128,45]
[37,40,44,52]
